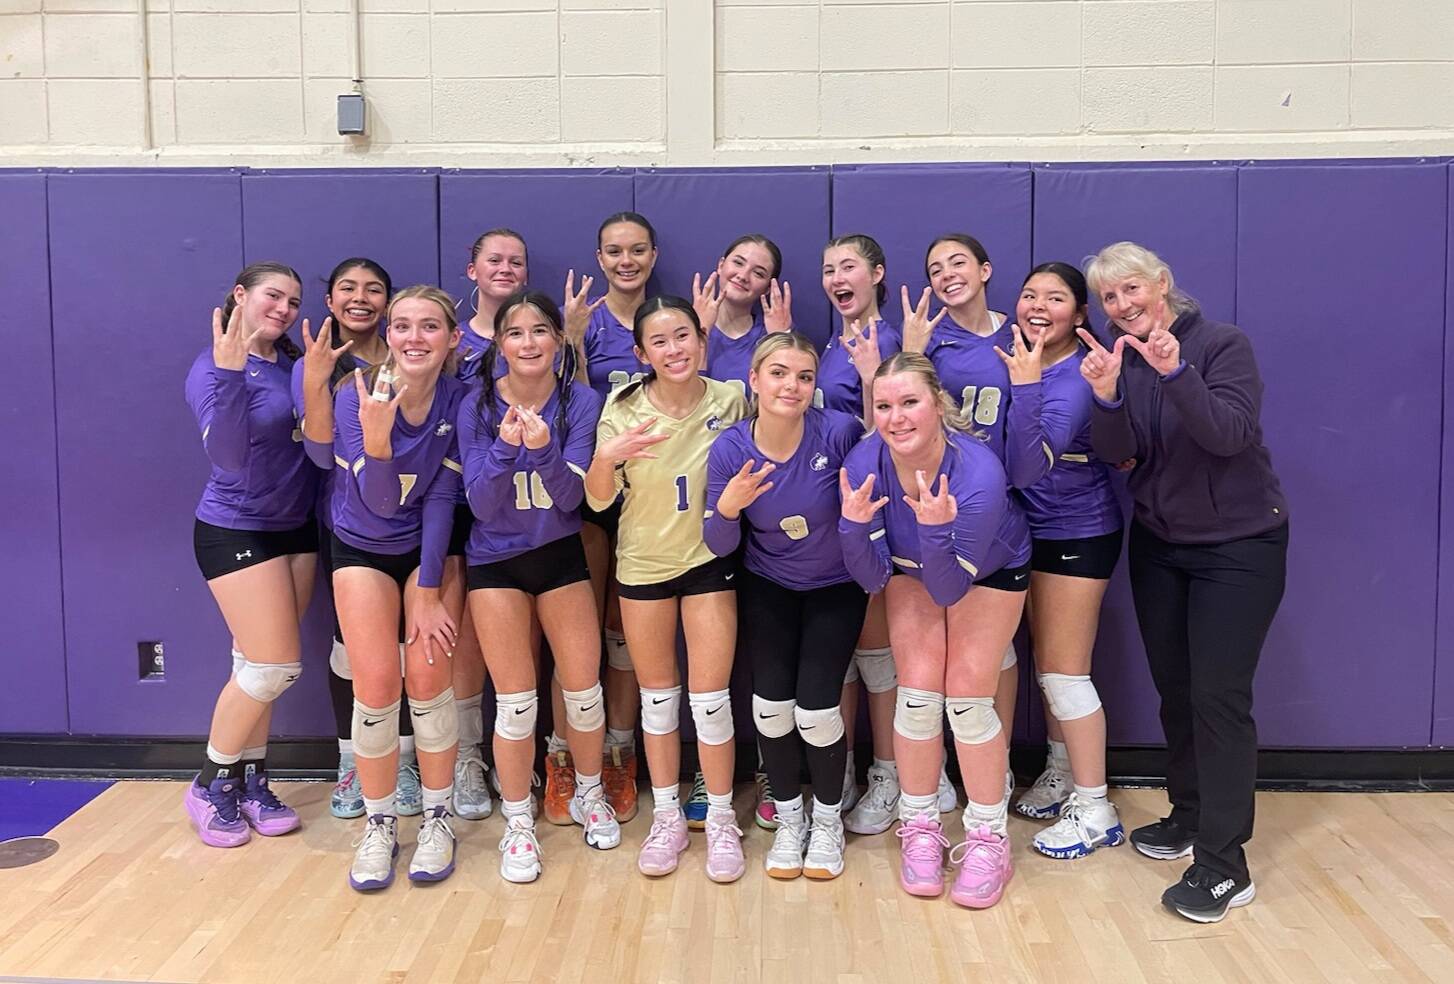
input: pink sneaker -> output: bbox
[949,824,1014,909]
[705,810,746,883]
[184,776,251,849]
[895,814,949,897]
[637,809,690,876]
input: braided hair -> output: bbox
[476,289,578,447]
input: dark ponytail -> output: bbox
[323,257,394,389]
[825,234,887,306]
[222,261,304,363]
[597,211,657,248]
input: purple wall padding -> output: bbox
[49,172,245,736]
[1239,162,1446,747]
[1437,162,1454,746]
[633,168,833,347]
[438,169,634,326]
[830,164,1034,324]
[1032,166,1240,744]
[240,169,442,736]
[0,175,68,734]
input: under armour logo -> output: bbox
[810,452,829,472]
[235,550,252,561]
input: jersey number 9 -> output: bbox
[779,515,809,541]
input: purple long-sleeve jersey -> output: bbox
[330,374,465,588]
[838,429,1030,607]
[584,303,645,401]
[186,349,316,531]
[459,380,603,566]
[704,408,864,590]
[1005,349,1123,540]
[456,328,494,384]
[923,316,1031,483]
[705,316,766,398]
[816,317,901,417]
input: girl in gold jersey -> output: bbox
[584,296,749,882]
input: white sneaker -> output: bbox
[765,814,807,879]
[348,814,399,892]
[453,749,493,820]
[569,790,621,850]
[841,761,861,815]
[803,811,846,880]
[408,806,457,882]
[937,765,959,812]
[498,814,543,883]
[845,764,900,835]
[1032,793,1125,859]
[1016,766,1071,820]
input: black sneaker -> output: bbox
[1162,863,1256,923]
[1130,817,1196,860]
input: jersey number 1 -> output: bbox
[674,475,689,512]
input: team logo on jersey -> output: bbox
[435,421,453,437]
[705,415,723,432]
[810,452,829,472]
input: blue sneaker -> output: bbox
[331,759,365,819]
[684,772,708,830]
[397,759,423,817]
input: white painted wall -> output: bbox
[1,0,1450,165]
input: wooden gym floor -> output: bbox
[0,781,1451,983]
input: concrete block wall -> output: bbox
[0,0,1451,165]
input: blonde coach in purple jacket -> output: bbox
[1078,242,1288,926]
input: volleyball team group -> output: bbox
[183,211,1289,924]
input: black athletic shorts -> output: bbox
[616,554,737,602]
[328,531,420,590]
[581,498,621,538]
[976,560,1032,592]
[193,517,318,581]
[1030,528,1124,580]
[449,502,472,557]
[468,534,591,596]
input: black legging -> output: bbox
[1129,520,1288,882]
[739,569,868,806]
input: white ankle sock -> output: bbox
[422,784,452,812]
[776,795,805,823]
[652,785,680,812]
[706,789,733,812]
[364,792,397,818]
[502,796,532,820]
[575,771,603,798]
[1074,783,1108,802]
[1048,739,1070,772]
[899,791,938,822]
[964,796,1009,837]
[811,796,841,819]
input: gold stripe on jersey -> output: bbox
[592,378,747,586]
[443,457,463,474]
[1059,452,1089,463]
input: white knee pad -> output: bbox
[353,698,402,759]
[235,661,302,703]
[563,683,606,733]
[1038,673,1102,722]
[329,638,351,680]
[843,659,860,685]
[795,704,845,748]
[231,648,245,677]
[604,630,633,673]
[894,687,944,741]
[494,690,538,742]
[752,695,796,739]
[946,696,1002,745]
[1001,641,1018,671]
[854,648,897,694]
[410,687,459,753]
[639,686,682,736]
[689,689,734,746]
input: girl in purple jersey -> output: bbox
[691,234,794,398]
[839,352,1031,909]
[327,285,468,892]
[458,228,528,381]
[998,264,1126,858]
[561,211,661,826]
[817,235,951,837]
[584,297,749,882]
[704,332,869,879]
[293,257,431,825]
[907,234,1024,769]
[183,262,313,849]
[460,289,618,882]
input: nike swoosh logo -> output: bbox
[247,370,260,377]
[757,713,777,719]
[581,702,599,713]
[1014,574,1027,581]
[514,708,529,715]
[415,710,430,716]
[705,706,723,715]
[800,724,815,730]
[652,697,669,705]
[724,573,735,581]
[906,702,926,709]
[1060,554,1080,561]
[952,707,970,716]
[363,718,383,727]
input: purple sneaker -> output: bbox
[184,776,250,849]
[895,814,949,897]
[349,815,400,892]
[239,771,300,836]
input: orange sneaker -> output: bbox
[603,744,638,823]
[543,748,575,826]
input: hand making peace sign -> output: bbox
[211,305,258,372]
[900,285,947,354]
[994,321,1043,386]
[839,469,889,524]
[716,458,776,520]
[904,470,957,526]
